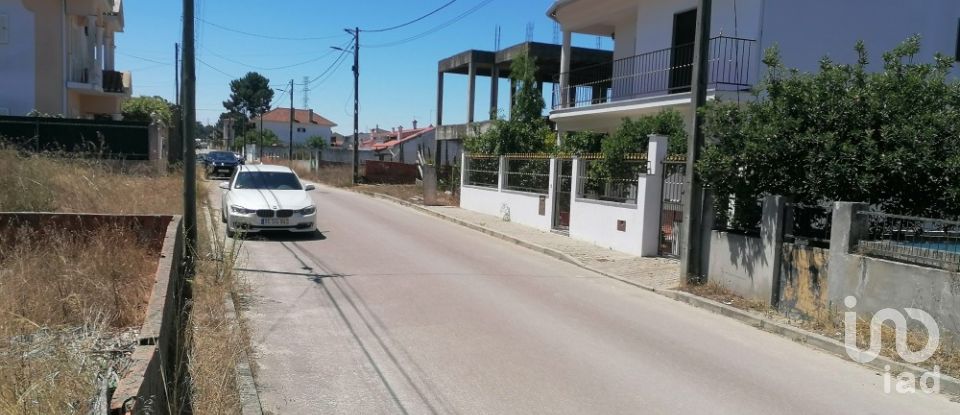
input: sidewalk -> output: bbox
[355,188,681,290]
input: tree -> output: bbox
[304,135,328,150]
[122,96,173,125]
[223,72,274,124]
[698,36,960,219]
[464,55,552,155]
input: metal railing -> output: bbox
[504,157,550,194]
[552,36,756,110]
[464,155,499,188]
[857,211,960,272]
[576,159,649,204]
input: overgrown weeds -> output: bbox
[0,149,181,214]
[187,205,248,413]
[0,227,157,413]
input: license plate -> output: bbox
[218,168,230,172]
[261,218,289,226]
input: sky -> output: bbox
[116,0,610,133]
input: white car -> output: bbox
[220,165,317,237]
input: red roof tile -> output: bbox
[256,108,337,127]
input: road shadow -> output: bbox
[236,230,327,242]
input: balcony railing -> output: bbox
[552,36,756,110]
[103,70,125,93]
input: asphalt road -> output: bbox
[207,181,958,414]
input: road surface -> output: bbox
[208,181,958,414]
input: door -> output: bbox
[668,9,698,93]
[553,159,573,232]
[658,160,687,257]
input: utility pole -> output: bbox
[679,0,712,284]
[259,112,263,162]
[174,43,180,106]
[182,0,197,275]
[350,27,360,184]
[289,79,294,161]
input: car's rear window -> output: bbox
[233,172,303,190]
[207,152,236,161]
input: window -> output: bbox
[233,172,303,190]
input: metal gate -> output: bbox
[658,158,687,257]
[553,159,573,232]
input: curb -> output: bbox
[342,185,960,398]
[201,206,265,415]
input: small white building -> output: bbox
[254,107,336,147]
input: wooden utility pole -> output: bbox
[679,0,712,283]
[350,28,360,184]
[182,0,197,272]
[174,42,180,106]
[289,79,294,161]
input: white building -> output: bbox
[0,0,131,118]
[254,107,336,147]
[548,0,960,132]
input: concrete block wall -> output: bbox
[827,202,960,335]
[706,195,787,305]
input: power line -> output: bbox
[117,51,170,65]
[363,0,458,33]
[196,17,346,41]
[196,57,236,78]
[363,0,496,48]
[304,40,354,85]
[201,46,340,71]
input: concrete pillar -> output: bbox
[467,61,477,123]
[460,152,468,191]
[489,64,500,119]
[759,195,789,305]
[639,135,669,256]
[104,33,115,71]
[94,24,104,87]
[829,202,868,255]
[559,30,572,108]
[436,71,444,126]
[85,15,97,83]
[497,155,506,192]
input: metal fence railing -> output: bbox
[552,36,756,109]
[784,203,833,248]
[857,211,960,272]
[504,156,550,194]
[464,155,499,188]
[576,158,649,204]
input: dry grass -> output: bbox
[0,150,184,413]
[358,183,460,206]
[186,205,248,413]
[0,228,157,413]
[684,282,960,378]
[0,150,182,215]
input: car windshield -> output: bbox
[207,152,236,161]
[233,171,303,190]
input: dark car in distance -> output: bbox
[203,151,243,179]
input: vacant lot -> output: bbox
[0,150,183,413]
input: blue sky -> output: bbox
[116,0,609,132]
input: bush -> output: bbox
[699,36,960,219]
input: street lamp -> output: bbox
[332,26,360,184]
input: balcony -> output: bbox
[552,36,756,110]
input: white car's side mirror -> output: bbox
[304,184,316,191]
[219,182,230,190]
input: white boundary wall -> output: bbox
[459,135,668,256]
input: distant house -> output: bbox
[254,107,336,147]
[368,127,437,164]
[0,0,132,118]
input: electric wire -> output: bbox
[201,46,340,71]
[362,0,458,33]
[196,17,346,41]
[363,0,495,48]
